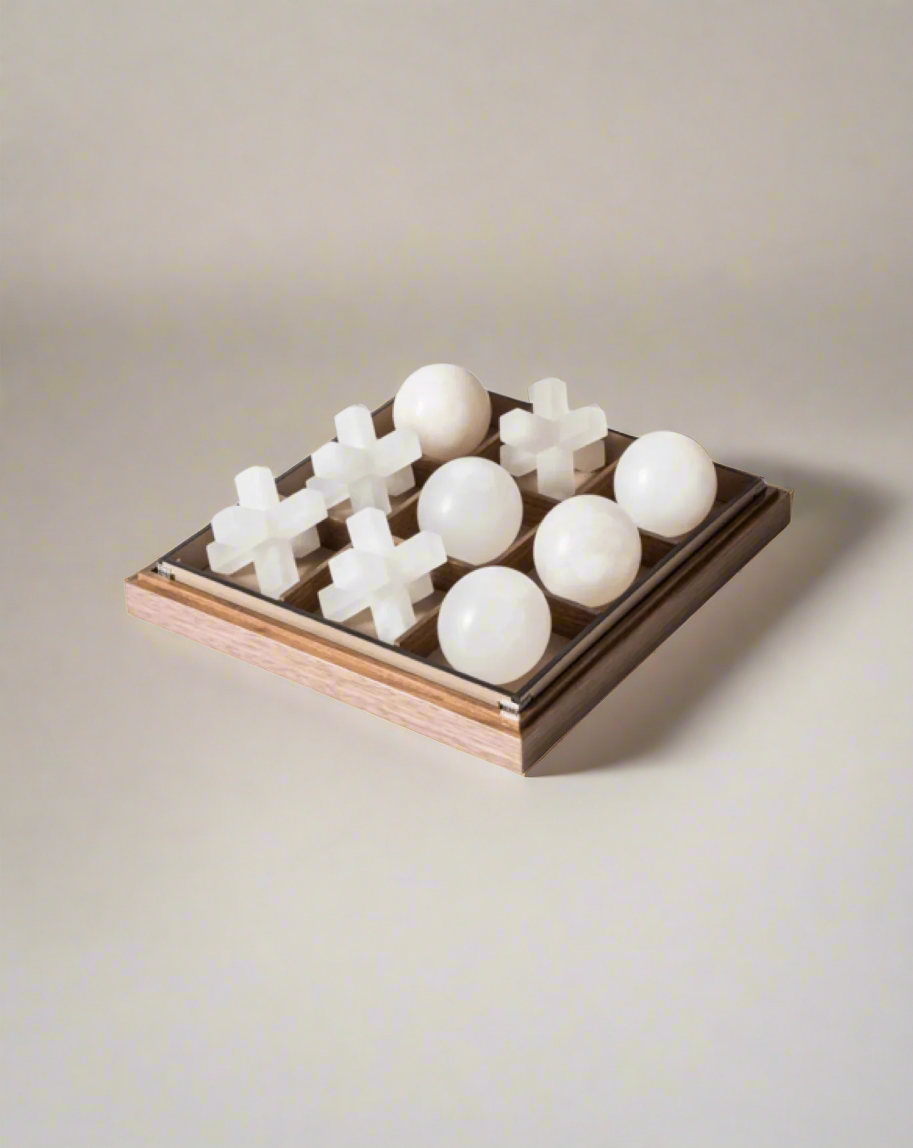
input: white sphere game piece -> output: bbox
[534,495,642,608]
[437,567,552,684]
[500,377,608,501]
[614,430,718,537]
[418,456,523,565]
[307,403,421,515]
[207,466,328,600]
[393,364,492,462]
[318,507,446,644]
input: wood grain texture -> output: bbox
[518,486,793,771]
[126,572,524,772]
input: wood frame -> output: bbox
[125,393,792,773]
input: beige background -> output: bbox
[3,3,913,1145]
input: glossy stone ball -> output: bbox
[437,567,552,684]
[534,495,642,608]
[613,431,717,537]
[393,364,492,462]
[418,457,523,565]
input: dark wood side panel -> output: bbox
[519,487,793,772]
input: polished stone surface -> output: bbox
[417,456,523,565]
[534,494,642,608]
[437,566,552,683]
[393,363,491,462]
[614,430,718,538]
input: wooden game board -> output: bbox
[125,391,792,773]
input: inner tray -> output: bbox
[157,391,767,712]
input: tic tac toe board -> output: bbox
[125,390,792,773]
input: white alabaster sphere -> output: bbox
[418,456,523,565]
[438,567,552,684]
[613,431,718,537]
[534,495,642,608]
[393,364,492,461]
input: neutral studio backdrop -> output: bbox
[3,3,912,1145]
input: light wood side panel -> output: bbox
[125,573,523,773]
[519,487,793,772]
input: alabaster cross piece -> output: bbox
[318,508,446,644]
[307,404,421,515]
[499,377,608,501]
[207,466,328,600]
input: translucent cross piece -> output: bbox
[499,378,608,500]
[206,466,328,600]
[307,404,422,515]
[318,508,446,643]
